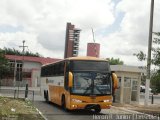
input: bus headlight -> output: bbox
[103,100,110,102]
[72,99,82,103]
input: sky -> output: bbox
[0,0,160,66]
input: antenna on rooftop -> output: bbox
[92,28,95,43]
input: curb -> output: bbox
[35,108,48,120]
[111,106,142,114]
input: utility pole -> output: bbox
[19,40,28,82]
[145,0,154,106]
[17,40,28,98]
[19,40,28,61]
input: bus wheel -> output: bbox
[61,96,68,111]
[44,90,48,102]
[94,107,101,113]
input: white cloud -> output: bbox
[0,0,115,58]
[0,0,160,66]
[97,0,160,66]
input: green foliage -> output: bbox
[0,49,9,79]
[133,51,146,61]
[108,57,124,65]
[3,47,42,57]
[151,70,160,93]
[151,32,160,92]
[152,33,160,67]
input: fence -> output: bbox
[0,79,32,87]
[0,87,42,102]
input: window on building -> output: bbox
[132,80,138,90]
[118,77,121,88]
[124,77,131,87]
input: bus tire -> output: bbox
[95,107,101,113]
[44,90,49,102]
[61,95,68,111]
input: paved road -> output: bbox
[32,93,160,120]
[33,101,144,120]
[34,101,98,120]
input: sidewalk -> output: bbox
[101,106,141,114]
[112,102,160,115]
[139,101,160,106]
[101,106,159,120]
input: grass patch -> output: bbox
[0,96,44,120]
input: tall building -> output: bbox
[87,43,100,58]
[64,22,81,58]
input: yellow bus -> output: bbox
[40,56,118,113]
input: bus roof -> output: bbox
[42,56,108,67]
[65,56,107,61]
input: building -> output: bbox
[87,43,100,58]
[64,22,81,58]
[111,65,145,104]
[3,55,61,87]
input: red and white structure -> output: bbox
[87,43,100,58]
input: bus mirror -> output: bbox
[68,72,73,87]
[112,73,118,89]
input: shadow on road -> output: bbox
[40,101,104,115]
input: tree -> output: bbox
[0,49,9,87]
[133,51,146,61]
[134,32,160,93]
[3,47,42,57]
[151,70,160,93]
[151,32,160,92]
[108,57,124,65]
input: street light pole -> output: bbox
[144,0,154,106]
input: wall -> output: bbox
[23,61,41,70]
[23,61,41,87]
[31,70,41,87]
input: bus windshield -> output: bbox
[71,72,112,95]
[70,60,111,95]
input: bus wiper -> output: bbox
[84,77,89,80]
[83,85,92,95]
[95,86,103,94]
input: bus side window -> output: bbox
[60,62,64,76]
[64,61,69,90]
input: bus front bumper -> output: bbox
[70,102,112,110]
